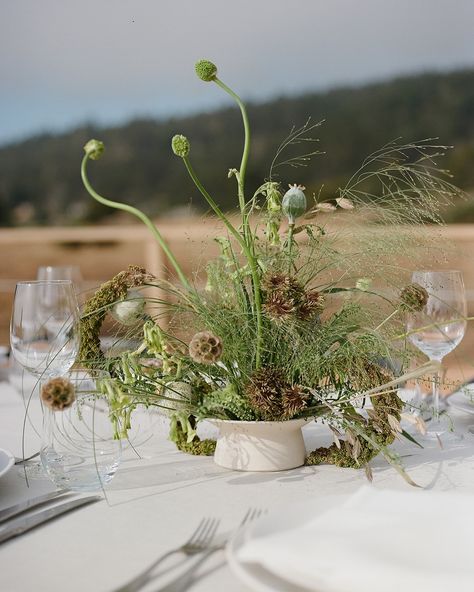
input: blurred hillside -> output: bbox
[0,69,473,227]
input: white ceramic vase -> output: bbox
[211,418,307,472]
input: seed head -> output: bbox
[195,59,218,82]
[189,331,222,365]
[282,184,307,224]
[84,139,105,160]
[171,134,190,158]
[41,377,76,411]
[400,283,429,312]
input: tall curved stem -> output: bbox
[81,155,190,290]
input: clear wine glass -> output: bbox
[10,280,80,378]
[37,265,84,302]
[10,280,80,479]
[407,270,467,441]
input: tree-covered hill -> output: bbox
[1,69,473,226]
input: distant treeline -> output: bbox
[0,69,473,226]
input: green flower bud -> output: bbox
[282,184,307,225]
[83,139,105,160]
[171,134,190,158]
[195,59,218,82]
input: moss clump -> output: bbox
[305,388,404,468]
[79,265,154,367]
[173,420,217,456]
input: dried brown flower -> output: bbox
[298,290,325,320]
[189,331,222,365]
[262,273,305,321]
[41,377,76,411]
[263,291,298,320]
[399,283,428,312]
[246,367,287,420]
[282,385,308,419]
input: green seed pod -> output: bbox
[282,184,307,225]
[110,290,145,326]
[195,59,218,82]
[171,134,190,158]
[83,139,105,160]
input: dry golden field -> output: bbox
[2,219,474,390]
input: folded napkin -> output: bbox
[238,486,474,592]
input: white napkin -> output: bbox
[237,486,474,592]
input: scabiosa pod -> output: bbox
[282,184,307,225]
[195,59,218,82]
[84,139,105,160]
[41,378,76,411]
[171,134,190,158]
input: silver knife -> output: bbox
[0,495,101,544]
[0,490,69,524]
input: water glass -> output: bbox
[10,280,80,378]
[41,370,122,491]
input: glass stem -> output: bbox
[432,361,443,423]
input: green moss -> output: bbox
[79,265,153,368]
[305,389,404,468]
[173,421,216,456]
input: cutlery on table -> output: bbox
[152,508,265,592]
[0,489,70,524]
[112,516,221,592]
[0,495,101,544]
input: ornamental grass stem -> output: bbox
[182,156,264,368]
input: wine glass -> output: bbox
[10,280,80,378]
[406,270,467,441]
[10,280,80,479]
[37,265,84,302]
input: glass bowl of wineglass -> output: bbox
[10,280,80,477]
[406,270,467,442]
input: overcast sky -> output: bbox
[1,0,473,145]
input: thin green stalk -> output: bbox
[374,309,399,332]
[182,156,263,368]
[214,78,250,214]
[81,155,190,290]
[287,223,294,274]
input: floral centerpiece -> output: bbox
[77,60,463,481]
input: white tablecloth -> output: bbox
[1,381,474,592]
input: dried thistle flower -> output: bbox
[246,367,287,420]
[282,385,308,419]
[263,290,298,320]
[262,273,305,321]
[399,283,429,312]
[41,377,76,411]
[298,290,325,320]
[189,331,222,365]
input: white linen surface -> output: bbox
[238,486,474,592]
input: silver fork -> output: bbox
[152,508,265,592]
[112,517,220,592]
